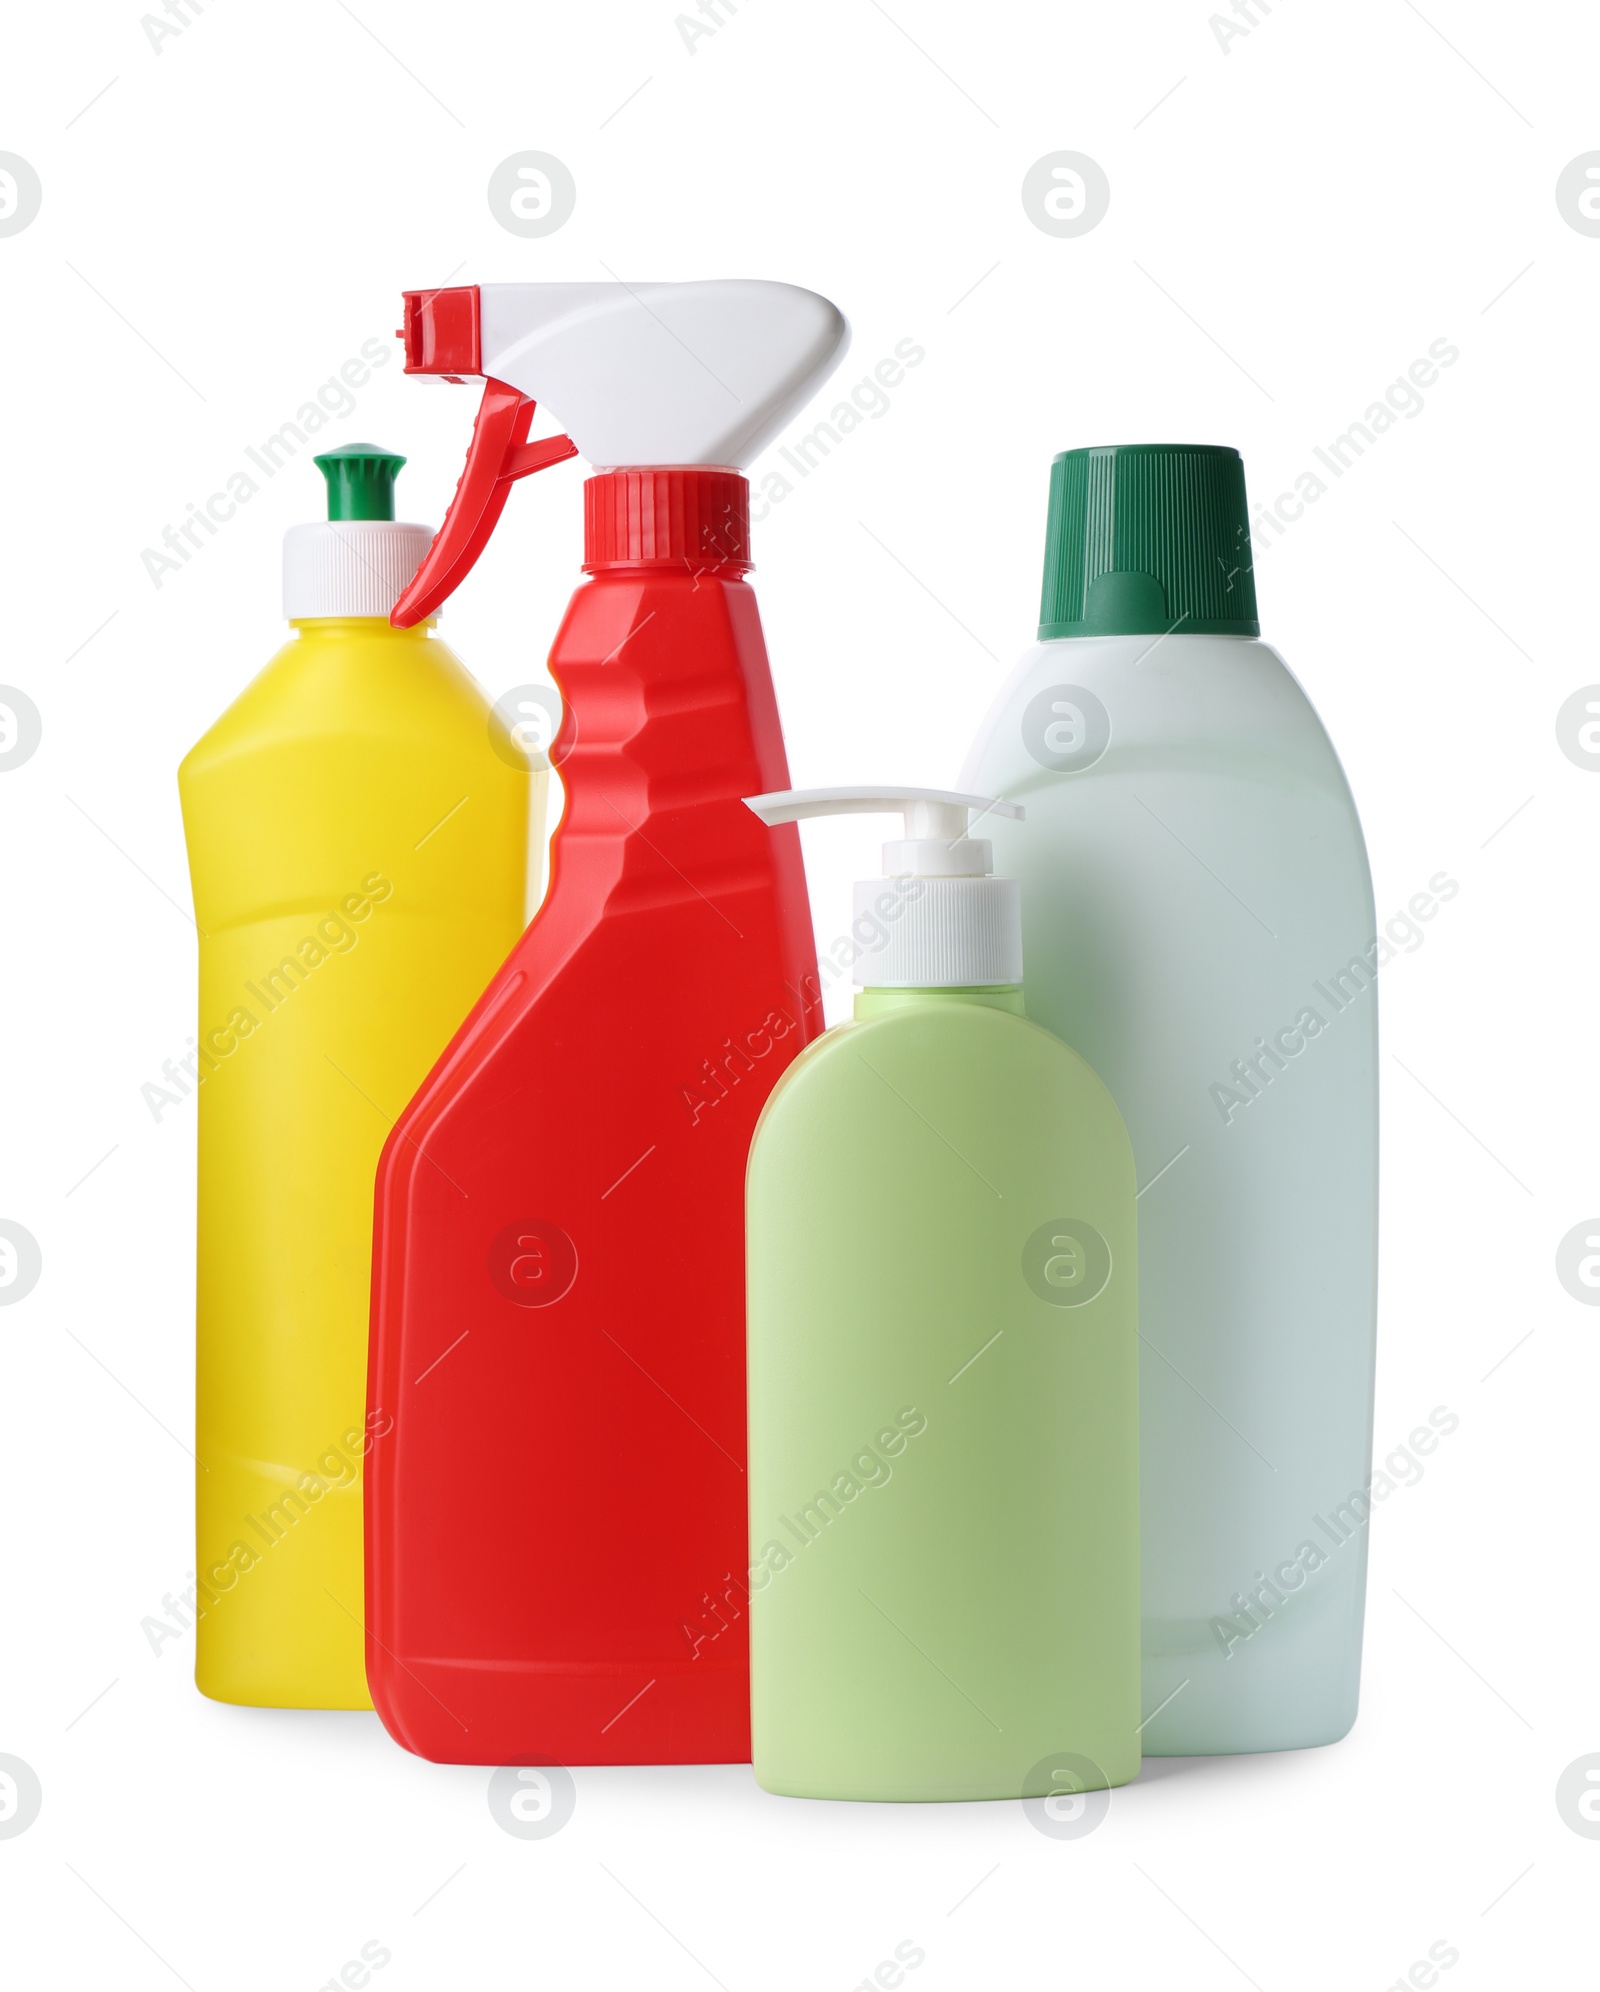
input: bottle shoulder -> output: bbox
[181,627,495,778]
[961,631,1365,829]
[757,1000,1128,1128]
[749,1000,1137,1199]
[967,633,1320,747]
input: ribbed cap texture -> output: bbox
[584,469,751,570]
[283,521,434,619]
[1039,444,1259,638]
[850,877,1022,988]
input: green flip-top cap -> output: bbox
[315,442,407,522]
[1038,443,1259,640]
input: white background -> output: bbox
[3,1,1597,1985]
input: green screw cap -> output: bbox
[314,442,406,522]
[1038,443,1259,640]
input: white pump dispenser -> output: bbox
[745,786,1025,988]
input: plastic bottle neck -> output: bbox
[854,985,1025,1021]
[288,617,436,639]
[583,468,751,573]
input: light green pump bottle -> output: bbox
[743,787,1140,1802]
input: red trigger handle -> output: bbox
[391,379,577,627]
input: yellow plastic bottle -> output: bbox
[178,445,536,1708]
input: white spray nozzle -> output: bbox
[394,278,851,624]
[476,280,849,469]
[745,787,1026,989]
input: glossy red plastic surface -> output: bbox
[365,474,820,1764]
[392,379,577,627]
[399,285,480,374]
[584,467,751,569]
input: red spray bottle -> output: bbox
[365,281,849,1764]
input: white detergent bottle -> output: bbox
[962,443,1377,1755]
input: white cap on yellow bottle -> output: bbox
[283,443,434,620]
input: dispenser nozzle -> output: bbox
[746,786,1022,837]
[745,786,1026,988]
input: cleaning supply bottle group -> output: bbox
[743,789,1140,1801]
[177,269,1379,1794]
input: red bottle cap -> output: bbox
[583,469,751,572]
